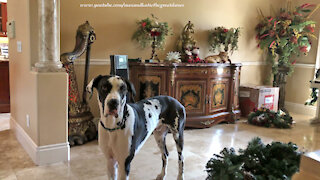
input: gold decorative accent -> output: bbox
[61,21,95,65]
[205,52,229,63]
[170,68,175,87]
[177,21,197,62]
[138,75,161,99]
[201,120,215,126]
[60,21,96,146]
[177,69,208,74]
[138,75,161,83]
[180,84,201,94]
[144,85,155,98]
[211,68,230,74]
[212,82,226,108]
[180,84,201,110]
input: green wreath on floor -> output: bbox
[248,108,293,129]
[206,137,301,180]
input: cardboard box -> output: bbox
[239,85,279,117]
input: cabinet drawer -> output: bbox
[210,67,230,76]
[176,68,208,76]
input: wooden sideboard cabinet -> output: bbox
[0,60,9,113]
[129,62,242,128]
[0,3,7,37]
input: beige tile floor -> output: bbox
[0,113,10,131]
[0,113,320,180]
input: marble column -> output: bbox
[34,0,63,72]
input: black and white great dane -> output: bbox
[87,75,186,180]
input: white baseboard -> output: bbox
[285,101,316,116]
[10,117,70,166]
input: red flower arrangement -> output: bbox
[255,2,319,75]
[141,22,147,28]
[150,31,161,37]
[132,15,171,49]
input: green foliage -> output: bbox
[206,148,244,180]
[208,27,240,54]
[255,3,318,76]
[132,15,171,49]
[206,137,301,180]
[248,108,293,129]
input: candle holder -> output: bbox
[132,15,171,63]
[150,36,159,62]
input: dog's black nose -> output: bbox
[107,99,119,110]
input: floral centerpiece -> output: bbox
[132,15,171,60]
[255,3,319,75]
[166,51,181,63]
[208,27,240,55]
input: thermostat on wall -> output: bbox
[7,21,15,39]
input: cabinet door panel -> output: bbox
[209,78,229,113]
[0,61,9,113]
[0,3,7,37]
[136,70,167,100]
[175,80,206,115]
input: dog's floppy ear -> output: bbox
[87,75,103,97]
[123,78,136,103]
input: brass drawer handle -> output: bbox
[201,120,215,126]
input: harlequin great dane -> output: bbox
[87,75,186,180]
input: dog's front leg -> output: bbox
[106,158,118,180]
[118,161,130,180]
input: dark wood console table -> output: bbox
[0,60,10,113]
[129,62,242,128]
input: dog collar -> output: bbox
[100,120,121,132]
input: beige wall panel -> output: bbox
[286,67,314,104]
[74,65,110,117]
[8,0,39,144]
[61,0,286,62]
[61,0,288,116]
[38,73,68,146]
[240,65,272,86]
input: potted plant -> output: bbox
[255,2,319,112]
[132,14,171,61]
[208,27,240,62]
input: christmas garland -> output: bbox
[132,15,171,49]
[206,137,301,180]
[248,108,293,129]
[208,27,240,54]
